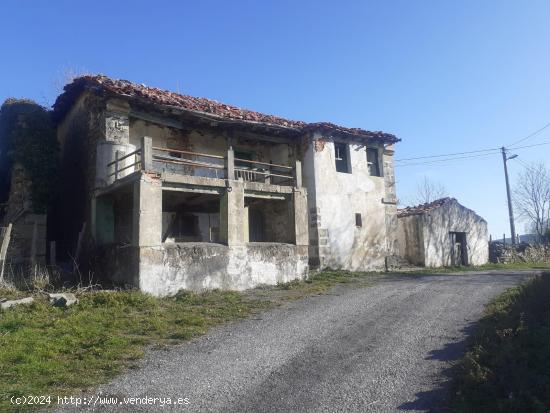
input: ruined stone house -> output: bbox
[49,76,400,295]
[0,100,56,271]
[397,198,489,267]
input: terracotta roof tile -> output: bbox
[52,75,399,143]
[397,197,454,218]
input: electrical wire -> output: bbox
[395,152,499,167]
[508,121,550,147]
[508,140,550,151]
[395,140,550,168]
[394,146,500,162]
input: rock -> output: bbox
[0,297,34,310]
[48,293,78,308]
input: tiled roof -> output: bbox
[397,197,454,218]
[52,75,399,143]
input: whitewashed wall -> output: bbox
[397,200,489,267]
[423,200,489,267]
[303,133,394,271]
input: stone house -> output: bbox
[397,198,489,267]
[50,76,399,295]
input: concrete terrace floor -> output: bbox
[53,271,537,413]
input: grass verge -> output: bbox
[452,272,550,412]
[400,262,550,275]
[0,270,376,411]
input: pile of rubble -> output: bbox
[0,292,78,310]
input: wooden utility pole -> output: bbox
[501,147,517,245]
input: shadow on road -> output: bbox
[397,322,477,412]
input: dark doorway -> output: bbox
[248,209,265,242]
[450,232,468,266]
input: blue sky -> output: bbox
[1,0,549,238]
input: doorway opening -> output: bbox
[450,232,468,266]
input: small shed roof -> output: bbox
[397,197,455,218]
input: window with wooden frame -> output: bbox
[335,143,351,173]
[366,148,381,177]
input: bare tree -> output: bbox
[51,65,90,97]
[415,176,448,205]
[514,162,550,241]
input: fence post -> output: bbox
[0,223,12,283]
[141,136,153,171]
[226,147,235,180]
[293,159,302,188]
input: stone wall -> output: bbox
[397,200,489,267]
[1,164,47,266]
[423,201,488,267]
[303,133,394,271]
[97,242,308,296]
[396,214,425,266]
[491,243,550,264]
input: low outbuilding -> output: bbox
[397,198,488,267]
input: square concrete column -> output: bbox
[220,180,245,246]
[132,173,162,246]
[293,188,309,246]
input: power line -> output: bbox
[395,152,499,167]
[394,140,550,168]
[508,140,550,151]
[515,157,532,170]
[394,146,500,162]
[508,121,550,147]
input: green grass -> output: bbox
[399,262,550,275]
[452,272,550,412]
[0,270,377,411]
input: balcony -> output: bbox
[106,137,301,189]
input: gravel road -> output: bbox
[54,271,534,413]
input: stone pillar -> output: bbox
[220,180,245,246]
[132,173,162,247]
[226,147,235,180]
[141,136,153,172]
[292,188,309,246]
[383,145,399,256]
[293,159,302,188]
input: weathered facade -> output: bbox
[303,128,399,271]
[51,76,399,295]
[397,198,489,267]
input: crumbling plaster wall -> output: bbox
[139,243,309,296]
[396,214,425,266]
[128,117,295,180]
[423,201,489,267]
[303,133,392,271]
